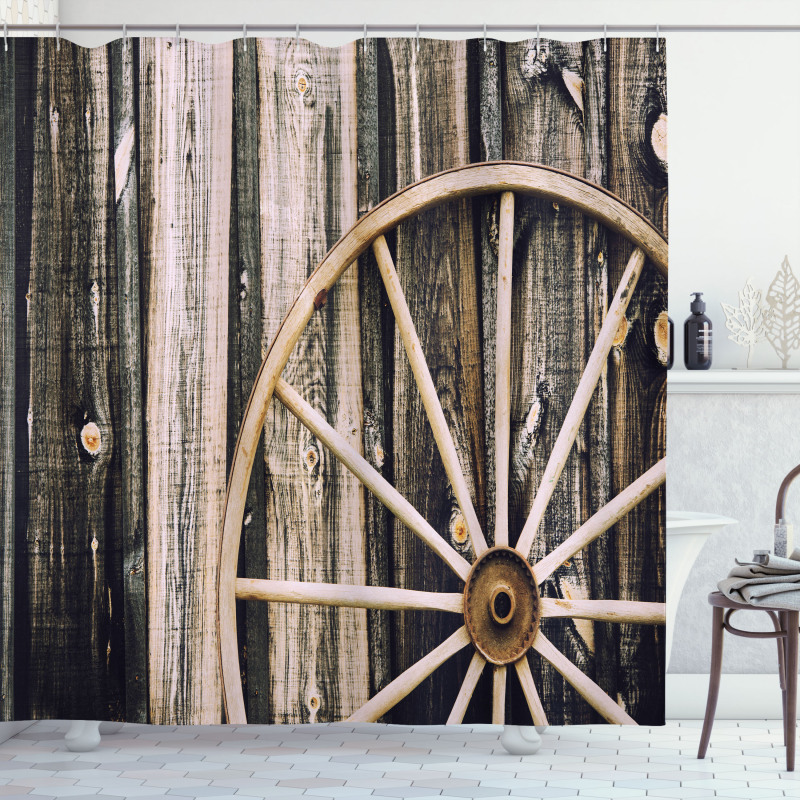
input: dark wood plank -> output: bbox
[0,40,15,721]
[139,38,233,724]
[256,38,369,723]
[580,37,619,714]
[382,38,486,725]
[109,37,148,724]
[11,36,35,722]
[607,37,668,725]
[356,36,392,711]
[25,39,124,720]
[228,38,270,724]
[502,37,599,724]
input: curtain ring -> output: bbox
[656,23,660,52]
[536,23,540,59]
[3,22,7,53]
[296,23,300,44]
[416,23,420,52]
[56,22,60,51]
[603,23,607,52]
[483,23,487,52]
[242,23,247,51]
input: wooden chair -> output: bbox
[698,593,798,770]
[699,463,800,771]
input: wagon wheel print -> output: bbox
[218,161,667,727]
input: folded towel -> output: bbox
[717,547,800,610]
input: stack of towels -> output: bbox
[718,548,800,609]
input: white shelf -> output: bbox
[668,369,800,394]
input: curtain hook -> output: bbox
[416,23,420,53]
[123,23,127,43]
[56,22,60,51]
[536,23,540,59]
[3,22,7,53]
[242,23,247,51]
[656,23,660,52]
[363,23,367,51]
[603,23,607,52]
[483,23,487,52]
[175,23,180,48]
[296,23,300,44]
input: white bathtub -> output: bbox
[665,511,738,669]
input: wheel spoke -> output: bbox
[492,665,507,724]
[532,458,665,583]
[515,247,647,560]
[495,192,515,547]
[236,578,464,614]
[541,598,665,625]
[532,632,636,724]
[347,626,472,722]
[372,234,488,557]
[446,651,486,724]
[275,378,471,581]
[514,656,549,727]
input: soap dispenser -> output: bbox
[684,292,712,370]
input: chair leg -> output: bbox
[777,611,788,747]
[786,611,798,772]
[698,606,725,760]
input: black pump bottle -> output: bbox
[684,292,712,370]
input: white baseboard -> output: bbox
[667,673,785,719]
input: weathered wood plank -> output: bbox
[228,38,270,724]
[10,36,35,722]
[478,38,503,545]
[256,38,368,723]
[109,37,148,724]
[0,40,15,721]
[502,37,598,724]
[139,38,232,725]
[382,38,485,724]
[25,39,123,720]
[580,37,618,714]
[356,36,392,710]
[607,37,668,725]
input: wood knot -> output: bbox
[307,691,321,723]
[303,444,320,474]
[561,68,584,114]
[521,43,548,79]
[295,69,311,97]
[451,512,469,545]
[81,422,102,455]
[651,113,668,164]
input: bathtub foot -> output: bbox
[535,725,548,734]
[64,720,101,752]
[499,724,542,755]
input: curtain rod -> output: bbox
[3,23,800,35]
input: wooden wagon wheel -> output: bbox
[218,161,668,727]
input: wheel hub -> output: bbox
[463,546,540,665]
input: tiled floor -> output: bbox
[0,720,797,799]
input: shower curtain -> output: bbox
[0,35,668,726]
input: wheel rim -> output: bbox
[218,160,668,726]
